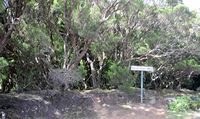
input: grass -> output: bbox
[166,111,193,119]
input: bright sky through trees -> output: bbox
[183,0,200,11]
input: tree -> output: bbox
[0,0,25,52]
[1,0,200,91]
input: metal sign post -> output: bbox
[131,66,154,103]
[141,71,144,103]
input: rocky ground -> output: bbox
[0,89,200,119]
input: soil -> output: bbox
[0,89,199,119]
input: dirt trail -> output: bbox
[93,103,166,119]
[0,89,199,119]
[83,89,167,119]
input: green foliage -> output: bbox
[1,0,200,91]
[190,100,200,110]
[0,57,15,90]
[104,61,134,89]
[188,95,200,110]
[78,60,87,78]
[168,95,200,112]
[0,57,14,77]
[0,1,4,12]
[168,96,191,112]
[53,0,64,11]
[118,83,135,94]
[0,57,9,86]
[173,4,190,15]
[136,42,150,55]
[0,57,9,68]
[176,58,200,70]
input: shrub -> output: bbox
[168,96,191,112]
[104,61,134,90]
[78,60,87,78]
[189,96,200,110]
[118,83,135,94]
[0,57,9,90]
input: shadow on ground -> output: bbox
[0,90,96,119]
[1,89,199,119]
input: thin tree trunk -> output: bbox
[86,53,97,88]
[96,52,107,88]
[63,38,68,69]
[0,25,14,53]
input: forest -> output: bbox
[1,0,200,118]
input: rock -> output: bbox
[164,96,176,104]
[0,90,96,119]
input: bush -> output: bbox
[104,61,134,90]
[168,96,191,112]
[118,84,135,94]
[78,60,87,78]
[0,57,9,90]
[190,96,200,110]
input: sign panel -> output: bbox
[131,66,154,72]
[130,65,155,103]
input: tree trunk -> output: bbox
[86,53,98,88]
[63,38,68,69]
[97,66,102,88]
[96,52,107,88]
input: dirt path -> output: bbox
[83,89,167,119]
[0,89,199,119]
[93,103,166,119]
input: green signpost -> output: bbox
[131,66,154,103]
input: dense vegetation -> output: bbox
[168,95,200,112]
[0,0,200,93]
